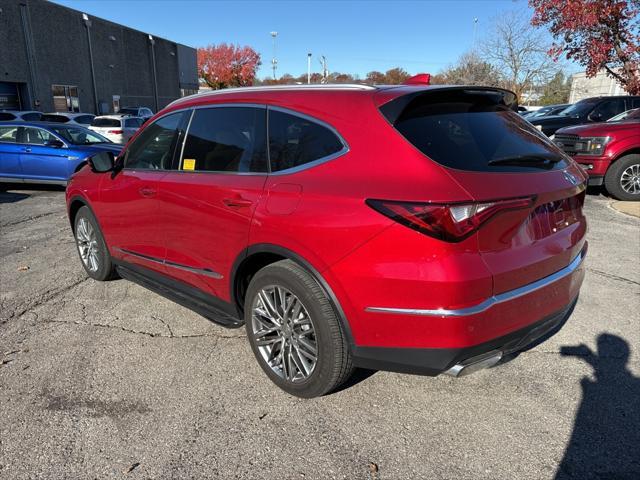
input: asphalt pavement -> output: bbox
[1,186,639,479]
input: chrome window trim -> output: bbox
[365,249,586,318]
[267,105,349,176]
[114,247,223,279]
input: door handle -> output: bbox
[22,147,32,153]
[139,187,157,197]
[223,197,253,208]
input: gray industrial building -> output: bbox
[0,0,198,114]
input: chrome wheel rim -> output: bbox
[620,164,640,194]
[251,286,318,383]
[76,217,100,272]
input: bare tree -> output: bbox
[438,51,502,86]
[482,11,558,99]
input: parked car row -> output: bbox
[0,122,122,186]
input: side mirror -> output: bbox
[88,151,115,173]
[46,139,65,148]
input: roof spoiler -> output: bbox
[404,73,431,85]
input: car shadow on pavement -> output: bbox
[555,334,640,480]
[0,191,30,204]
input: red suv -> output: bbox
[553,109,640,201]
[66,84,588,397]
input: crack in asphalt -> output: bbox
[44,318,246,340]
[587,268,640,286]
[0,210,61,228]
[1,277,89,325]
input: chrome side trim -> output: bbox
[113,247,223,279]
[365,250,585,317]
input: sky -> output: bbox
[52,0,560,79]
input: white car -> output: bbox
[40,112,95,126]
[0,110,43,121]
[88,115,144,144]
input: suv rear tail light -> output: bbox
[366,197,535,242]
[108,129,123,134]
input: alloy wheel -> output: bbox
[251,285,318,383]
[76,217,100,272]
[620,163,640,194]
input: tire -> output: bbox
[244,260,354,398]
[74,206,116,281]
[604,154,640,201]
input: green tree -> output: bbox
[539,71,571,105]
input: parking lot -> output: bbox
[0,187,638,479]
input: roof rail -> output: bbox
[168,83,377,108]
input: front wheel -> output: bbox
[604,154,640,201]
[245,260,353,398]
[74,206,116,281]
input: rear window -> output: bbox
[75,115,94,125]
[40,114,69,123]
[92,118,121,127]
[382,89,566,172]
[268,110,345,172]
[21,112,41,121]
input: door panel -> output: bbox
[94,111,187,273]
[157,106,269,300]
[95,170,168,274]
[0,126,22,180]
[158,172,267,298]
[17,127,70,181]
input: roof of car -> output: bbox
[0,121,93,128]
[43,112,95,118]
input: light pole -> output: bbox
[472,18,478,51]
[270,31,278,80]
[307,53,312,84]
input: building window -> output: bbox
[180,88,198,97]
[52,85,80,112]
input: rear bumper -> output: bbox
[352,297,577,375]
[348,245,587,375]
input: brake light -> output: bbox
[108,129,123,134]
[366,197,535,242]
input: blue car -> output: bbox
[0,122,122,186]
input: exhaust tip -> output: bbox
[444,350,503,377]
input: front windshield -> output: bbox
[560,100,597,117]
[51,126,110,145]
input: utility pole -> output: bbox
[307,53,312,84]
[319,55,328,84]
[472,18,478,51]
[270,31,278,80]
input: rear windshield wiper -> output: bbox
[488,154,562,167]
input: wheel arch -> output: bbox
[231,244,355,346]
[612,147,640,164]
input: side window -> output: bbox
[0,126,18,143]
[268,110,345,172]
[76,115,94,125]
[125,112,185,170]
[631,98,640,109]
[591,99,625,121]
[0,112,17,121]
[180,107,267,173]
[23,127,55,145]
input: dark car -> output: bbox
[65,83,587,397]
[118,106,154,122]
[530,96,640,136]
[0,122,122,186]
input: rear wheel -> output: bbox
[245,260,353,398]
[74,206,115,281]
[605,154,640,201]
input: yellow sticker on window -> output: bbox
[183,158,196,171]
